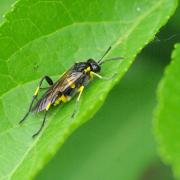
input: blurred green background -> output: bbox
[0,1,180,180]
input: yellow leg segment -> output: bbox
[45,102,51,111]
[71,85,84,118]
[77,86,84,101]
[90,71,103,79]
[34,86,40,96]
[90,71,117,81]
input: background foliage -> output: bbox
[0,0,179,180]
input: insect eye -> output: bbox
[92,64,101,72]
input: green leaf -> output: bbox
[0,0,16,23]
[155,43,180,179]
[0,0,177,179]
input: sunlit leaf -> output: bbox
[0,0,177,179]
[155,43,180,179]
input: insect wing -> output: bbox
[55,69,83,92]
[31,88,57,112]
[32,69,84,112]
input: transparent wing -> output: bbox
[55,70,83,92]
[32,69,84,112]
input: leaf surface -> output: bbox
[0,0,177,179]
[0,0,16,23]
[155,43,180,179]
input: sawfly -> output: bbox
[19,46,123,138]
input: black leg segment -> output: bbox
[19,96,37,124]
[71,100,79,118]
[32,111,48,138]
[19,75,53,124]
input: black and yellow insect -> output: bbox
[19,46,123,138]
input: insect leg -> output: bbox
[32,101,51,138]
[71,86,84,118]
[90,71,118,81]
[32,110,48,138]
[19,76,54,124]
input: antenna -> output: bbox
[98,46,124,65]
[98,46,112,64]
